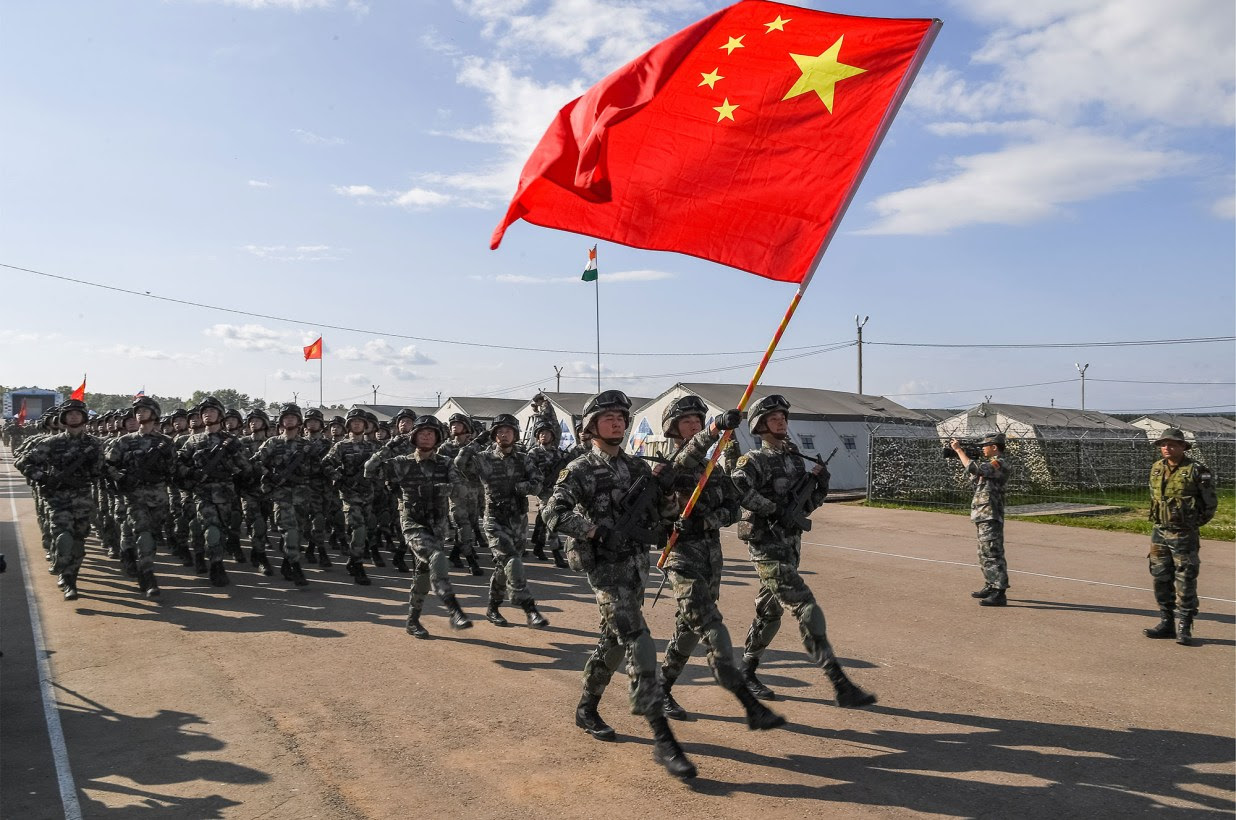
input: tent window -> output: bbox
[799,435,815,449]
[841,435,857,450]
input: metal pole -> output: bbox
[855,315,869,394]
[594,267,601,392]
[554,365,563,392]
[1075,363,1089,410]
[372,384,379,405]
[319,352,324,409]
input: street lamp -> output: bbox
[1075,363,1089,410]
[855,315,869,394]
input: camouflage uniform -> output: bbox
[254,434,316,583]
[16,428,104,597]
[1148,452,1218,628]
[967,451,1011,591]
[439,437,484,571]
[323,435,377,581]
[527,441,568,563]
[731,435,875,706]
[236,431,273,572]
[370,446,471,633]
[300,433,334,566]
[178,429,251,584]
[455,438,544,619]
[546,447,673,715]
[104,427,176,595]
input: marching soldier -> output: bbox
[656,395,785,730]
[253,404,315,586]
[731,394,876,709]
[1143,428,1218,646]
[456,413,549,629]
[105,396,176,598]
[177,396,251,587]
[301,408,333,569]
[527,418,569,568]
[439,413,484,576]
[16,399,105,601]
[545,390,696,780]
[368,415,472,636]
[322,408,377,585]
[237,408,274,575]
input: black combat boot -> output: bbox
[230,541,246,563]
[317,547,332,569]
[574,692,615,741]
[194,551,207,574]
[136,570,149,594]
[742,657,776,701]
[176,546,194,567]
[142,570,161,599]
[1143,611,1176,639]
[448,544,464,568]
[120,548,139,578]
[486,598,509,627]
[304,543,318,564]
[531,542,547,561]
[648,714,697,779]
[662,681,690,721]
[392,548,410,573]
[522,599,549,629]
[351,560,371,586]
[406,607,429,638]
[733,683,787,730]
[979,588,1008,607]
[290,561,309,587]
[970,585,995,599]
[62,574,79,601]
[250,547,274,576]
[466,554,483,576]
[280,556,294,581]
[1176,616,1194,646]
[443,593,472,630]
[369,543,386,567]
[831,675,877,709]
[209,561,230,587]
[551,548,569,569]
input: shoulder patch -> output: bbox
[556,468,570,483]
[735,454,752,470]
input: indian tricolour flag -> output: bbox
[581,245,597,282]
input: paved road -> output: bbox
[2,447,1233,819]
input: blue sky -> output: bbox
[2,0,1233,414]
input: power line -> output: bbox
[868,336,1234,349]
[886,379,1076,397]
[0,261,847,358]
[1091,378,1236,385]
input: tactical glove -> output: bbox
[712,409,743,431]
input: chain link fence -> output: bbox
[868,426,1235,512]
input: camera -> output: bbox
[942,440,982,460]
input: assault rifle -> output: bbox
[775,446,838,534]
[262,446,307,489]
[44,444,99,490]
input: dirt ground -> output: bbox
[2,446,1233,819]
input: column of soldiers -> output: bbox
[5,388,1221,781]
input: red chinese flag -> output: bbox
[491,1,937,283]
[70,376,86,401]
[16,399,27,425]
[303,337,323,361]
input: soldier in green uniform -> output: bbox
[1143,428,1218,646]
[545,390,696,780]
[440,413,485,575]
[731,394,876,709]
[104,396,176,598]
[237,408,274,575]
[15,399,104,601]
[527,418,569,568]
[253,404,314,586]
[656,395,785,730]
[456,413,549,628]
[322,408,377,585]
[950,432,1012,607]
[300,408,334,569]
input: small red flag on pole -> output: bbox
[16,399,27,425]
[70,375,86,401]
[303,337,323,361]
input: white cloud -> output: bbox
[494,269,672,285]
[292,128,345,146]
[394,187,451,208]
[342,373,370,386]
[1212,194,1236,220]
[0,329,59,344]
[335,339,436,366]
[861,131,1191,235]
[384,365,420,381]
[242,244,342,262]
[272,368,316,381]
[204,323,313,355]
[218,0,332,9]
[332,183,453,209]
[247,179,271,188]
[333,184,380,197]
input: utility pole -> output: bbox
[372,384,379,405]
[554,365,563,393]
[855,315,869,394]
[1075,363,1089,410]
[291,391,299,404]
[435,391,442,406]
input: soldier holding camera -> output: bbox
[950,432,1011,607]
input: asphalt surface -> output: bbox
[2,446,1233,819]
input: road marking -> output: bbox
[803,538,1236,605]
[4,453,84,819]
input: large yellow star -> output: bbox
[713,98,739,122]
[781,36,867,113]
[699,68,724,89]
[764,16,790,33]
[720,35,745,55]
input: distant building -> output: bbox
[348,404,437,424]
[3,387,63,420]
[631,382,934,491]
[1130,414,1236,443]
[512,391,652,448]
[935,402,1138,440]
[434,397,527,429]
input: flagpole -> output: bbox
[594,250,601,392]
[319,336,324,409]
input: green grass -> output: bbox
[862,490,1235,541]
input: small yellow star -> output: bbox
[782,35,867,113]
[713,98,739,122]
[699,68,724,89]
[764,16,790,33]
[720,35,745,55]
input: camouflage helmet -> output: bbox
[244,407,270,427]
[979,432,1007,449]
[661,394,708,438]
[447,412,472,430]
[581,389,632,435]
[223,408,243,425]
[533,417,558,439]
[304,407,325,424]
[393,407,417,424]
[277,403,303,426]
[132,395,162,418]
[491,413,520,436]
[57,398,89,425]
[328,414,345,428]
[1153,427,1191,450]
[198,395,225,417]
[170,407,189,421]
[411,414,444,446]
[748,394,790,435]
